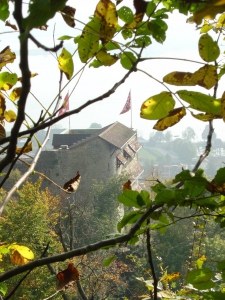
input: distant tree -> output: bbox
[202,124,217,141]
[182,126,196,141]
[89,123,102,128]
[172,139,197,164]
[164,131,173,142]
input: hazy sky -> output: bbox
[2,0,225,141]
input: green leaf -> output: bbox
[0,72,18,90]
[128,236,139,245]
[118,190,141,208]
[23,0,67,30]
[200,24,213,34]
[117,211,143,232]
[105,41,120,51]
[120,51,137,70]
[121,29,133,40]
[96,51,118,66]
[177,90,221,115]
[103,255,117,267]
[0,1,9,21]
[57,48,74,80]
[192,280,215,290]
[214,167,225,184]
[78,17,101,63]
[203,292,225,300]
[173,170,194,183]
[195,198,218,210]
[140,91,175,120]
[184,178,208,198]
[0,283,7,296]
[117,6,134,24]
[150,223,167,235]
[152,8,168,18]
[58,35,73,40]
[133,36,152,48]
[198,34,220,62]
[217,260,225,271]
[89,59,103,68]
[149,18,167,43]
[151,183,166,194]
[136,22,152,36]
[146,2,156,17]
[155,188,175,204]
[159,213,169,224]
[186,268,214,284]
[139,190,152,207]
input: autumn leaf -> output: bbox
[17,73,38,82]
[94,0,118,43]
[0,46,16,70]
[0,93,6,118]
[63,171,81,192]
[9,87,21,101]
[161,272,181,282]
[58,48,74,80]
[8,243,34,265]
[140,92,175,120]
[4,110,17,122]
[192,65,218,90]
[78,17,101,63]
[0,72,17,90]
[191,112,221,122]
[60,6,76,28]
[163,71,196,86]
[193,0,225,25]
[96,50,118,66]
[123,180,132,191]
[153,107,186,131]
[15,141,32,154]
[5,20,17,31]
[198,34,220,63]
[57,263,79,290]
[207,179,225,195]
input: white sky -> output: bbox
[1,0,225,141]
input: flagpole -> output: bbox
[130,89,132,129]
[68,92,70,131]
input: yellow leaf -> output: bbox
[125,13,144,29]
[94,0,118,43]
[216,12,225,27]
[192,65,218,90]
[161,272,181,282]
[140,92,175,120]
[153,107,186,131]
[96,50,118,66]
[193,0,225,25]
[4,110,17,122]
[9,87,21,101]
[163,71,196,86]
[17,73,38,82]
[0,46,16,71]
[15,141,32,154]
[221,91,225,122]
[0,93,6,117]
[58,48,74,80]
[9,243,34,265]
[191,112,220,121]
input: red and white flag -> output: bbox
[58,92,69,116]
[120,91,131,115]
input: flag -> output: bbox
[58,92,69,116]
[120,91,131,115]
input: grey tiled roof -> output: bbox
[99,122,136,148]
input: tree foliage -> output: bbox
[0,0,225,299]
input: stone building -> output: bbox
[35,122,143,197]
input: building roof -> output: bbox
[52,122,136,149]
[99,122,136,148]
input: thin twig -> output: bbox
[146,219,158,300]
[29,34,63,52]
